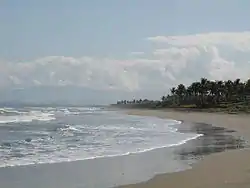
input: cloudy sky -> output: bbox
[1,0,250,104]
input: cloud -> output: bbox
[130,51,145,56]
[1,32,250,94]
[0,57,168,92]
[148,32,250,83]
[147,32,250,48]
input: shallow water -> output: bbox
[0,107,199,168]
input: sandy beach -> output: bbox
[1,108,250,188]
[119,109,250,188]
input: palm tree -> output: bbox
[170,87,176,105]
[186,86,193,103]
[170,87,176,95]
[233,79,241,101]
[215,80,224,104]
[199,78,209,107]
[188,82,200,106]
[116,77,250,112]
[225,80,233,102]
[245,79,250,95]
[176,84,186,105]
[238,82,245,102]
[190,82,200,96]
[161,96,166,102]
[245,79,250,103]
[207,80,217,104]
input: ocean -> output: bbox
[0,106,202,187]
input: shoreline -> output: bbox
[1,108,249,188]
[119,109,250,188]
[124,109,250,141]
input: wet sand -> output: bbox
[119,109,250,188]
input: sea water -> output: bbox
[0,107,201,168]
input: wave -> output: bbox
[0,133,203,168]
[0,108,24,116]
[0,110,55,124]
[58,124,81,132]
[78,107,102,111]
[57,107,107,116]
[65,111,80,115]
[78,133,203,160]
[0,107,200,168]
[166,119,182,126]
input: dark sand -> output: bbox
[1,109,248,188]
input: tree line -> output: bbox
[116,78,250,111]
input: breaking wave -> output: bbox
[0,109,55,124]
[0,107,202,168]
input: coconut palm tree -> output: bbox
[215,80,224,103]
[237,82,245,102]
[232,78,241,101]
[225,80,234,101]
[245,79,250,94]
[170,87,176,105]
[186,86,193,104]
[116,77,250,111]
[176,84,186,105]
[170,87,176,95]
[161,96,166,102]
[207,80,217,104]
[199,78,212,106]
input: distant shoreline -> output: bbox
[114,78,250,114]
[110,104,250,114]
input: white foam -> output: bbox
[167,119,182,126]
[0,107,201,168]
[0,108,25,115]
[58,108,80,115]
[59,124,81,132]
[0,133,203,168]
[84,133,203,159]
[0,110,55,124]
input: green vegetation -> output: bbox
[116,78,250,113]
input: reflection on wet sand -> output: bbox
[174,122,248,161]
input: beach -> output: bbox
[0,107,250,188]
[119,109,250,188]
[0,107,218,188]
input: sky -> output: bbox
[1,0,250,104]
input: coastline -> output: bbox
[119,109,250,188]
[1,107,249,188]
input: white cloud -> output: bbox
[1,32,250,94]
[130,51,145,56]
[148,32,250,83]
[0,57,165,91]
[147,32,250,48]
